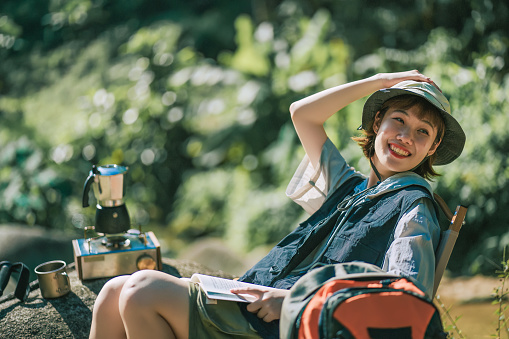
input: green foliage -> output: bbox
[491,252,509,338]
[435,294,465,339]
[436,251,509,338]
[0,109,73,229]
[0,0,508,275]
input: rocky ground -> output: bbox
[0,257,233,339]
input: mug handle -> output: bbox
[57,271,70,293]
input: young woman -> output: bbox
[89,70,465,339]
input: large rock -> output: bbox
[0,224,78,283]
[0,257,233,339]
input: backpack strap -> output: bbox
[0,261,31,302]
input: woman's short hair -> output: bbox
[352,94,446,180]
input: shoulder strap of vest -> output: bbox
[405,184,440,221]
[321,175,366,210]
[370,181,440,221]
[300,175,366,227]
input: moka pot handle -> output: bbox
[82,165,99,208]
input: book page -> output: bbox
[188,274,274,303]
[193,274,251,291]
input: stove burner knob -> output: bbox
[136,254,156,270]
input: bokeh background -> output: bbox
[1,0,508,280]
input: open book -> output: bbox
[182,274,276,303]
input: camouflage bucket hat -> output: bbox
[361,80,466,166]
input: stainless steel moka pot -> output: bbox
[82,164,130,234]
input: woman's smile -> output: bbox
[389,143,411,158]
[372,105,439,180]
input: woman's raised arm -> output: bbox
[289,70,434,168]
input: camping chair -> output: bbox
[432,193,468,298]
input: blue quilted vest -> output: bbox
[237,175,438,339]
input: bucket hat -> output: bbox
[361,80,466,166]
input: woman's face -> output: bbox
[372,105,440,180]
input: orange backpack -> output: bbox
[280,263,446,339]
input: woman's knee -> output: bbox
[118,270,169,313]
[95,275,130,305]
[119,271,187,315]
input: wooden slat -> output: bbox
[450,205,468,232]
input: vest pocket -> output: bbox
[358,200,400,225]
[323,235,381,266]
[271,274,301,289]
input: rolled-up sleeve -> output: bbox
[286,138,363,215]
[382,198,441,297]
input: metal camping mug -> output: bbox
[34,260,71,299]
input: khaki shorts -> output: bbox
[188,282,262,338]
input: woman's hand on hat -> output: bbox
[376,70,441,92]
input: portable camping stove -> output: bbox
[72,227,162,281]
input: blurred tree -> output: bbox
[0,0,508,275]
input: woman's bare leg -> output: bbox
[90,275,130,339]
[118,270,190,339]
